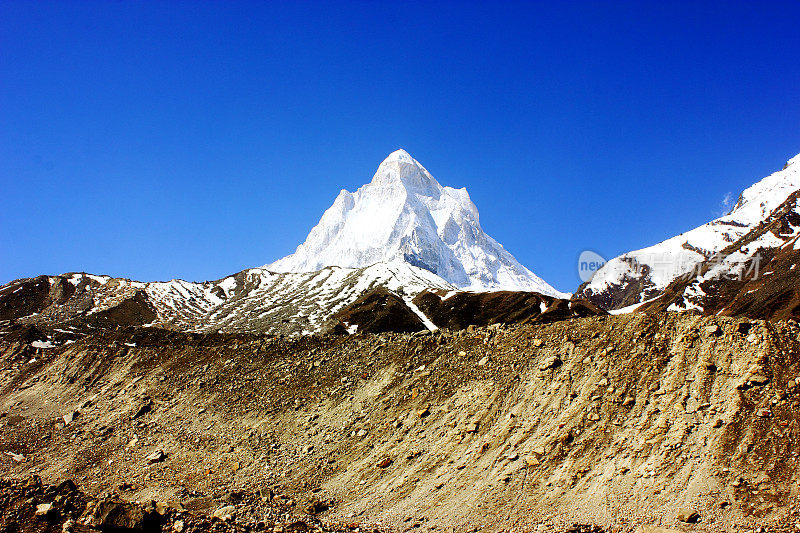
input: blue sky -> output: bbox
[2,1,799,293]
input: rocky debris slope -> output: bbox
[269,150,565,296]
[0,314,799,531]
[576,153,800,313]
[0,475,352,533]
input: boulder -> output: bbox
[676,508,700,523]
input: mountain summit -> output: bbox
[269,150,565,297]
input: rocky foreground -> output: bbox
[0,313,799,532]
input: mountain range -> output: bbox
[2,149,799,335]
[0,151,576,335]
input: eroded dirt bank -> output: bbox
[0,313,799,532]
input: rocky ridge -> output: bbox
[0,263,455,336]
[577,153,800,315]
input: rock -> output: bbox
[525,456,540,467]
[598,378,609,387]
[505,451,519,461]
[81,499,150,530]
[477,356,489,366]
[146,449,167,464]
[465,421,479,433]
[533,338,544,347]
[57,479,77,494]
[787,378,796,389]
[757,408,772,418]
[133,398,153,419]
[457,351,467,357]
[417,405,430,417]
[712,418,723,428]
[704,324,721,335]
[747,333,759,344]
[377,457,392,468]
[749,374,770,386]
[35,503,57,519]
[588,413,600,421]
[63,411,78,425]
[676,508,700,523]
[356,428,367,437]
[213,505,237,521]
[173,520,185,533]
[62,519,75,533]
[539,356,561,371]
[305,500,329,514]
[4,451,24,462]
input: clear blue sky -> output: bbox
[2,1,799,293]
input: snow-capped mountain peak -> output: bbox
[576,151,800,309]
[370,149,445,193]
[269,150,565,297]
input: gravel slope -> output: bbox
[0,313,799,532]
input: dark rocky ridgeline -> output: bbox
[0,274,158,330]
[412,290,606,330]
[0,276,74,322]
[332,288,427,334]
[329,289,607,335]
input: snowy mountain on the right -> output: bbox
[575,152,800,320]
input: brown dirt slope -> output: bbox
[0,314,799,532]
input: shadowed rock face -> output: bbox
[330,288,606,335]
[0,276,75,321]
[0,275,157,330]
[412,290,606,330]
[333,287,427,334]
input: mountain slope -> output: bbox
[0,263,456,335]
[576,153,800,312]
[269,150,566,297]
[636,188,800,319]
